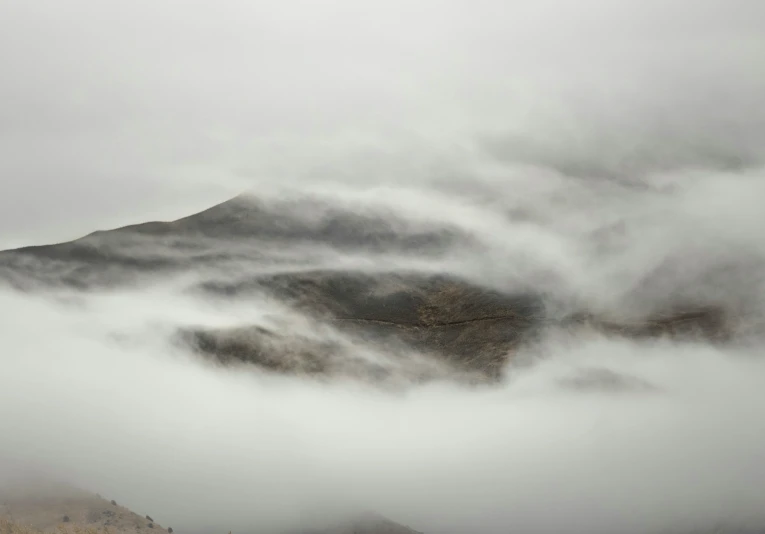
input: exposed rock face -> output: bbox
[560,305,731,342]
[189,266,731,380]
[186,271,545,381]
[0,195,733,384]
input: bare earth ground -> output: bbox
[0,481,420,534]
[0,482,168,534]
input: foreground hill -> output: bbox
[0,482,168,534]
[0,481,419,534]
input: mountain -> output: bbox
[0,194,731,385]
[0,194,754,533]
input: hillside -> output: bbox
[0,482,419,534]
[0,483,168,534]
[0,194,732,385]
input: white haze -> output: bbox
[2,0,765,533]
[1,0,764,245]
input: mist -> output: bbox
[3,170,765,533]
[1,0,764,244]
[3,271,765,534]
[3,0,765,533]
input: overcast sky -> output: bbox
[1,0,764,247]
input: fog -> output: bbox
[2,0,765,533]
[3,172,765,533]
[1,0,765,244]
[3,267,765,534]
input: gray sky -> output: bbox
[1,0,765,247]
